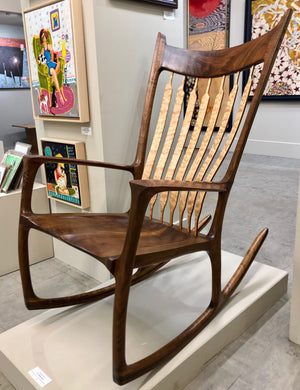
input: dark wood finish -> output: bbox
[18,10,291,385]
[12,123,38,154]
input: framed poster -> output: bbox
[134,0,178,7]
[245,0,300,100]
[186,0,231,129]
[23,0,89,121]
[41,138,90,209]
[0,36,30,89]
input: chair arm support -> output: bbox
[116,178,230,273]
[22,154,135,172]
[129,179,230,196]
[20,155,135,214]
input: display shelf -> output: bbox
[0,251,287,390]
[0,183,53,276]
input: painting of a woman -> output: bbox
[39,28,64,105]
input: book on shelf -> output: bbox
[0,150,24,193]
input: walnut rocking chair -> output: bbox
[19,10,291,385]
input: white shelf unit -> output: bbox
[0,183,53,276]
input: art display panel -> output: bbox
[245,0,300,99]
[23,0,89,121]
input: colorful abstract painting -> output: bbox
[24,0,79,118]
[246,0,300,99]
[186,0,230,128]
[0,37,30,89]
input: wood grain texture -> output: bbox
[18,9,292,386]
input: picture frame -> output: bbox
[23,0,89,121]
[0,36,30,89]
[134,0,178,8]
[245,0,300,100]
[40,138,90,209]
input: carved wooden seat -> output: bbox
[19,10,291,385]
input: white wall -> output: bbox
[94,0,185,212]
[230,0,300,159]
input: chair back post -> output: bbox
[133,33,166,179]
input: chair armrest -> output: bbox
[129,179,230,196]
[23,155,135,172]
[20,155,135,214]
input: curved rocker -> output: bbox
[18,10,291,386]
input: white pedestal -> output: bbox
[0,183,53,275]
[0,251,287,390]
[289,174,300,344]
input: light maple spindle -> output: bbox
[190,72,240,234]
[177,75,225,231]
[159,76,203,222]
[143,73,174,181]
[168,78,212,225]
[148,76,195,219]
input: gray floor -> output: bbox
[1,153,300,389]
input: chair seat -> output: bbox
[22,213,209,273]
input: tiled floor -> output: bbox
[1,154,300,389]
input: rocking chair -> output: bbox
[18,10,291,385]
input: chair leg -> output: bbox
[18,224,119,309]
[112,248,224,385]
[207,245,222,308]
[222,228,268,299]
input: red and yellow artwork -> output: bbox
[186,0,230,128]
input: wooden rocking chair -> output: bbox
[19,10,291,385]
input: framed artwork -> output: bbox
[186,0,231,129]
[134,0,178,8]
[0,36,30,89]
[245,0,300,100]
[41,138,90,209]
[23,0,89,121]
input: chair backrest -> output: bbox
[134,10,291,235]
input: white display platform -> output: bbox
[0,251,287,390]
[0,183,53,275]
[289,174,300,344]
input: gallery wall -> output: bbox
[0,2,33,150]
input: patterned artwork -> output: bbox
[24,0,79,118]
[246,0,300,99]
[0,37,30,89]
[186,0,230,128]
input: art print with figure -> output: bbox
[245,0,300,99]
[23,0,89,121]
[41,138,90,209]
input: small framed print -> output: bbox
[41,138,90,209]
